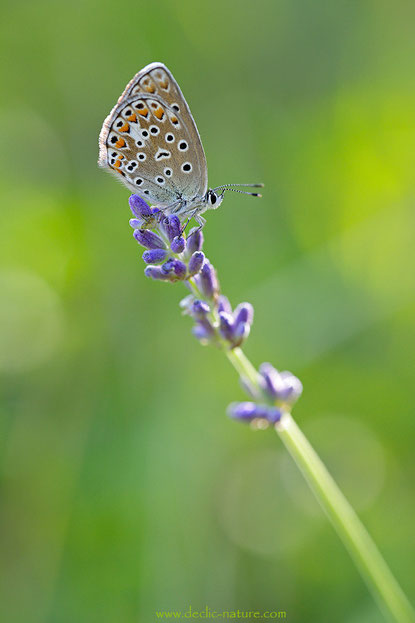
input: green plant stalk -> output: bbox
[226,347,415,623]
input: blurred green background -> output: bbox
[1,1,414,621]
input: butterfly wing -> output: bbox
[98,63,208,207]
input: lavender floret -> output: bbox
[129,194,153,218]
[186,227,204,255]
[199,261,218,299]
[217,295,232,314]
[232,321,250,347]
[142,249,168,264]
[134,229,166,250]
[234,302,254,326]
[129,218,144,229]
[259,363,302,405]
[192,300,210,317]
[188,251,205,276]
[171,236,185,254]
[227,402,282,424]
[144,266,171,280]
[219,311,234,342]
[192,317,215,342]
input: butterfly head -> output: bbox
[205,189,225,211]
[205,184,264,212]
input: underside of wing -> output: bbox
[98,63,208,204]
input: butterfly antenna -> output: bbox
[213,183,264,198]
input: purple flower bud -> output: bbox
[192,318,214,342]
[217,295,232,314]
[129,217,144,229]
[278,372,303,403]
[192,325,210,342]
[162,258,186,280]
[191,299,210,318]
[199,261,218,299]
[129,194,152,218]
[171,236,185,254]
[232,321,251,347]
[188,251,205,276]
[144,266,171,280]
[219,311,234,342]
[186,227,204,255]
[266,407,283,423]
[161,258,175,274]
[142,248,168,264]
[227,402,283,424]
[227,402,269,422]
[259,362,285,399]
[234,302,254,326]
[259,363,303,405]
[162,215,181,241]
[134,229,166,250]
[172,259,187,280]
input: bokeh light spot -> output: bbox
[0,269,65,373]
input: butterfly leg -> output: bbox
[180,210,206,235]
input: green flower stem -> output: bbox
[225,347,415,623]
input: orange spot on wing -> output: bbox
[138,108,149,117]
[127,113,137,122]
[171,116,178,124]
[114,159,122,168]
[154,107,164,120]
[119,122,130,132]
[159,79,168,89]
[115,138,126,148]
[145,84,156,93]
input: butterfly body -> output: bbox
[99,62,261,227]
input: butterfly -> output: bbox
[98,62,262,228]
